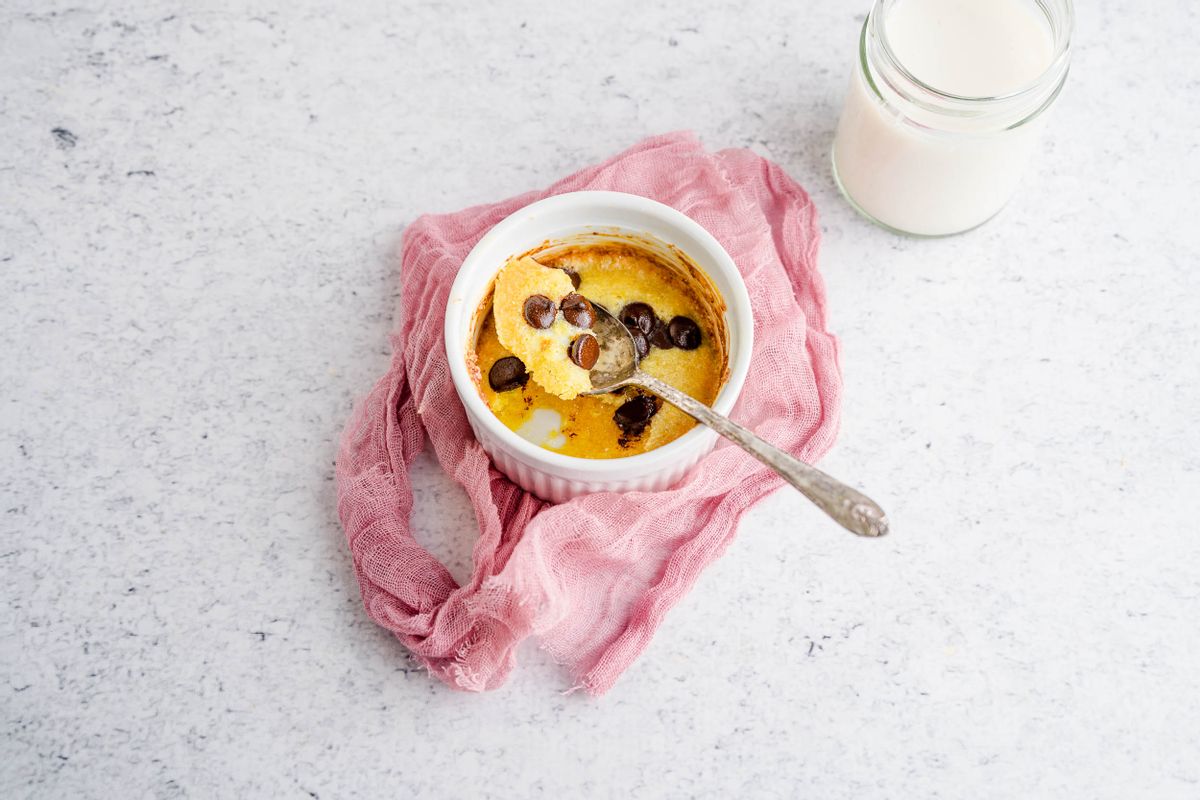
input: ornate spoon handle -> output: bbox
[635,372,889,538]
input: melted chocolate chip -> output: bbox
[619,302,656,335]
[568,333,599,370]
[560,267,582,290]
[560,293,595,328]
[523,295,557,329]
[648,318,674,350]
[630,329,649,360]
[614,395,659,437]
[668,315,702,350]
[488,356,528,392]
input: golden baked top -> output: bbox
[471,240,727,459]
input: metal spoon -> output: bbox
[582,304,889,538]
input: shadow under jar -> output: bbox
[832,0,1074,237]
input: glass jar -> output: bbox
[832,0,1074,237]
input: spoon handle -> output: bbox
[634,373,889,538]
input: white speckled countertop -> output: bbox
[3,1,1199,797]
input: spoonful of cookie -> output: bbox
[581,302,889,538]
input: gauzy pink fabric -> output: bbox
[336,131,841,695]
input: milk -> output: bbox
[832,0,1060,236]
[887,0,1055,97]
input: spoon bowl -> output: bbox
[580,303,640,394]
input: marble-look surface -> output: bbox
[2,1,1198,797]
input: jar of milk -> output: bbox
[832,0,1074,237]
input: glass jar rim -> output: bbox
[869,0,1075,105]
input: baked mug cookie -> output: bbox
[468,240,728,459]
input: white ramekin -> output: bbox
[444,191,753,503]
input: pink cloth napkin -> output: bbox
[336,132,841,695]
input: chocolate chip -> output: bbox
[614,395,659,436]
[523,295,557,329]
[488,356,528,392]
[668,316,702,350]
[560,293,595,329]
[560,267,582,290]
[568,333,599,370]
[648,318,674,350]
[630,329,649,360]
[619,302,656,335]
